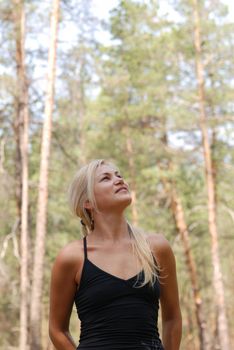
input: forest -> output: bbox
[0,0,234,349]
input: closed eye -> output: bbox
[99,172,123,181]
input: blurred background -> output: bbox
[0,0,234,349]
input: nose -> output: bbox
[114,176,124,185]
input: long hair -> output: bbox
[67,159,159,287]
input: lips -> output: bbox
[115,186,128,193]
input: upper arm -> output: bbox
[148,234,181,322]
[49,245,79,334]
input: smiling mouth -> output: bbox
[116,187,128,193]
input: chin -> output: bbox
[97,194,132,212]
[122,195,132,207]
[112,194,132,211]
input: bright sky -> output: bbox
[27,0,234,105]
[90,0,233,48]
[222,0,234,20]
[92,0,119,19]
[92,0,234,21]
[90,0,234,149]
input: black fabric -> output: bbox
[74,236,164,350]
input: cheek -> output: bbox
[95,181,112,193]
[94,184,112,201]
[94,191,113,211]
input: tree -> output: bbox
[12,0,30,348]
[192,0,230,348]
[168,180,209,350]
[29,0,60,348]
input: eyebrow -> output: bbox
[98,171,120,178]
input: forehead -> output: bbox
[95,163,119,177]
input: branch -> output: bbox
[221,204,234,224]
[0,218,20,261]
[0,138,6,173]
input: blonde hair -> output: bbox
[67,159,159,288]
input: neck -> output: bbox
[90,211,130,243]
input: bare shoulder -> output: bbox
[52,238,84,272]
[145,233,175,267]
[146,232,172,254]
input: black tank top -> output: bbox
[74,236,164,350]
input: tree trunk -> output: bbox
[160,162,209,350]
[159,126,209,348]
[184,291,196,350]
[192,1,230,348]
[29,1,60,349]
[210,128,218,205]
[13,0,30,348]
[169,185,209,350]
[77,56,86,166]
[123,127,138,225]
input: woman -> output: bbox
[49,159,182,350]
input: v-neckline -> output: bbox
[86,258,143,282]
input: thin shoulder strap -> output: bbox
[83,236,88,260]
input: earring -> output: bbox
[90,216,94,231]
[90,211,94,231]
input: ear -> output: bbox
[84,199,92,210]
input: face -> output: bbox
[92,163,132,213]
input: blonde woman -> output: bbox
[49,159,182,350]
